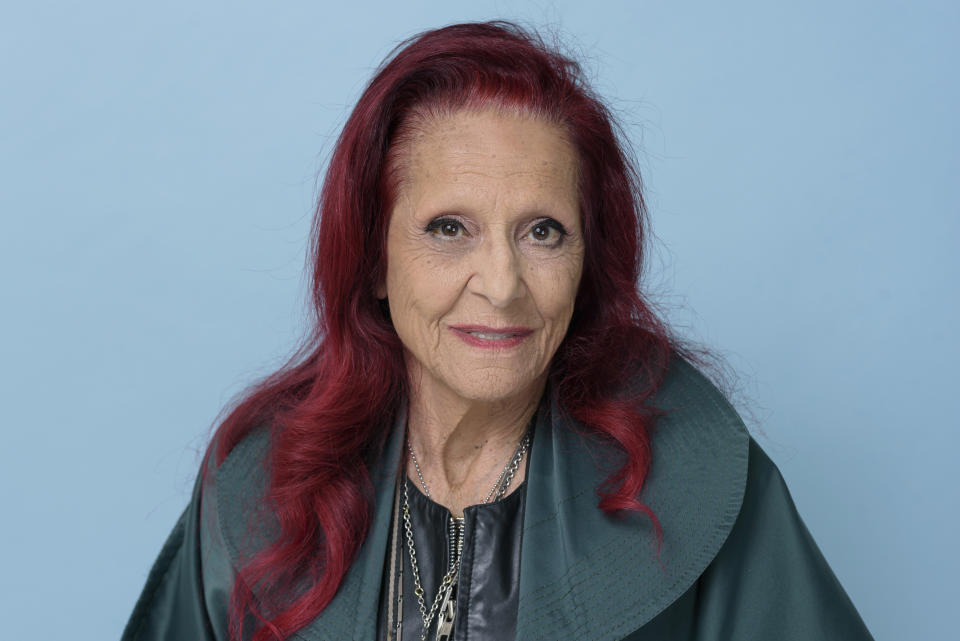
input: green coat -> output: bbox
[123,357,874,640]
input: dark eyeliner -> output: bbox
[542,218,568,235]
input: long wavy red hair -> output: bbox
[206,20,678,641]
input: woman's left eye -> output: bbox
[527,219,567,245]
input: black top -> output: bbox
[376,469,528,641]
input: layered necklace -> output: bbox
[389,426,532,641]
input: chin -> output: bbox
[447,371,542,405]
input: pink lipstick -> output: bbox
[449,324,533,349]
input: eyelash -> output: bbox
[424,217,569,246]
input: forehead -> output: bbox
[397,108,579,208]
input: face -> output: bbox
[379,108,584,406]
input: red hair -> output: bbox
[207,20,677,641]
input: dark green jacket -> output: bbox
[123,357,874,640]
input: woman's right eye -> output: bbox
[425,218,465,239]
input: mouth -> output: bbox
[450,325,534,348]
[464,330,525,339]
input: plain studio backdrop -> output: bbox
[1,2,956,639]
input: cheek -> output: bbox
[531,255,583,322]
[387,262,428,325]
[386,248,459,335]
[386,236,431,301]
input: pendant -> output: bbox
[435,585,456,641]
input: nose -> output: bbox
[468,234,525,308]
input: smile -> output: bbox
[450,325,533,349]
[467,331,522,339]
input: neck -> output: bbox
[404,372,544,517]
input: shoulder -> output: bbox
[720,438,826,567]
[688,437,875,639]
[121,434,260,641]
[521,353,754,638]
[616,358,874,639]
[204,426,275,567]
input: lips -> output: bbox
[451,324,533,337]
[450,324,534,349]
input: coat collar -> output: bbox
[215,355,749,640]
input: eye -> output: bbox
[527,218,568,246]
[425,217,466,239]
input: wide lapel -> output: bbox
[216,401,406,641]
[517,356,750,641]
[217,356,748,641]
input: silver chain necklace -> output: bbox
[407,432,530,504]
[398,428,531,641]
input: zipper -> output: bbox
[446,516,465,571]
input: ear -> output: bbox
[375,279,387,300]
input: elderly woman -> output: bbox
[123,21,873,641]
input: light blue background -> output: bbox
[1,2,956,639]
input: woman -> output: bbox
[123,21,873,641]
